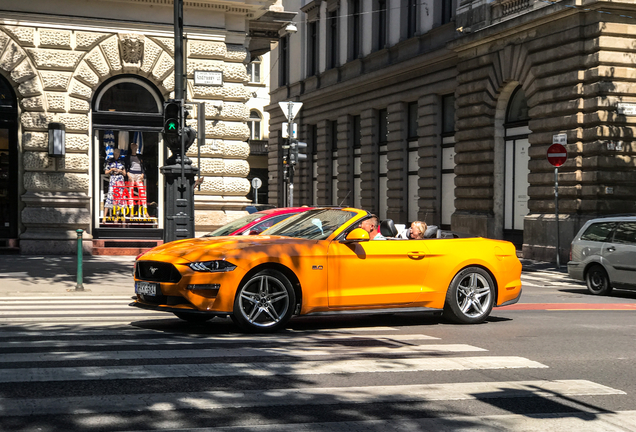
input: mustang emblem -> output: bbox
[149,267,158,275]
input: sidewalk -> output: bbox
[518,258,568,274]
[0,255,136,297]
[0,255,564,297]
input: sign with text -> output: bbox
[552,133,567,145]
[194,71,223,86]
[617,102,636,116]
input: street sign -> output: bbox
[617,102,636,116]
[281,122,297,139]
[552,133,567,145]
[251,177,262,205]
[279,101,303,122]
[547,143,567,167]
[194,71,223,86]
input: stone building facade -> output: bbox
[0,0,292,254]
[268,0,636,262]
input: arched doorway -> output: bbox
[503,86,530,247]
[91,75,165,240]
[0,75,18,240]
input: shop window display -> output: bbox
[98,129,159,227]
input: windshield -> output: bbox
[204,213,263,237]
[263,209,357,240]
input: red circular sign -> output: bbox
[547,143,567,167]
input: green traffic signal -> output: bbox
[164,119,179,134]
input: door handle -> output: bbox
[607,246,616,252]
[408,251,425,260]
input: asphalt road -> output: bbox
[1,269,635,431]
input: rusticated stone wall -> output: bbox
[186,38,252,232]
[386,102,407,222]
[0,23,253,252]
[452,12,636,261]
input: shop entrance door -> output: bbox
[0,76,18,239]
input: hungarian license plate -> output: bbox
[135,281,159,296]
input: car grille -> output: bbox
[136,261,182,283]
[138,294,190,306]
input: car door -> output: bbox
[327,239,430,307]
[604,222,636,286]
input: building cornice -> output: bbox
[102,0,273,16]
[0,10,235,40]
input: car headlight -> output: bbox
[188,260,237,272]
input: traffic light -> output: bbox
[289,139,308,165]
[163,100,181,138]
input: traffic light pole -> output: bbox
[287,103,294,207]
[161,0,199,243]
[174,0,184,101]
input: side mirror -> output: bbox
[342,228,370,243]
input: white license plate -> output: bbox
[136,281,158,296]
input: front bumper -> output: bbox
[130,300,231,316]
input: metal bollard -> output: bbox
[75,229,84,291]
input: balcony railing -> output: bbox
[249,139,268,155]
[491,0,533,20]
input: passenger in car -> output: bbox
[399,221,427,239]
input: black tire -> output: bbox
[173,312,213,323]
[586,265,613,296]
[443,266,495,324]
[233,269,296,332]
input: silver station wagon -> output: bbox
[568,216,636,295]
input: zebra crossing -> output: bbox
[521,269,584,288]
[0,296,631,431]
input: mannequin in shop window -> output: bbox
[104,148,127,218]
[125,142,148,217]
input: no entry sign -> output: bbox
[547,143,567,167]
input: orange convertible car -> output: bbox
[131,208,522,331]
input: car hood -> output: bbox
[141,235,319,263]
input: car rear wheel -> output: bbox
[233,269,295,332]
[443,267,495,324]
[586,265,613,296]
[173,312,213,323]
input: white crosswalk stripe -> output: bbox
[0,296,629,431]
[521,271,585,287]
[0,380,623,417]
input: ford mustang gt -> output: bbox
[131,208,522,331]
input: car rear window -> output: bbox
[580,222,616,242]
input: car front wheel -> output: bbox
[444,267,495,324]
[586,265,613,296]
[233,269,296,332]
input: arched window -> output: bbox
[506,87,529,124]
[246,57,262,83]
[94,77,162,113]
[0,77,17,109]
[248,110,262,140]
